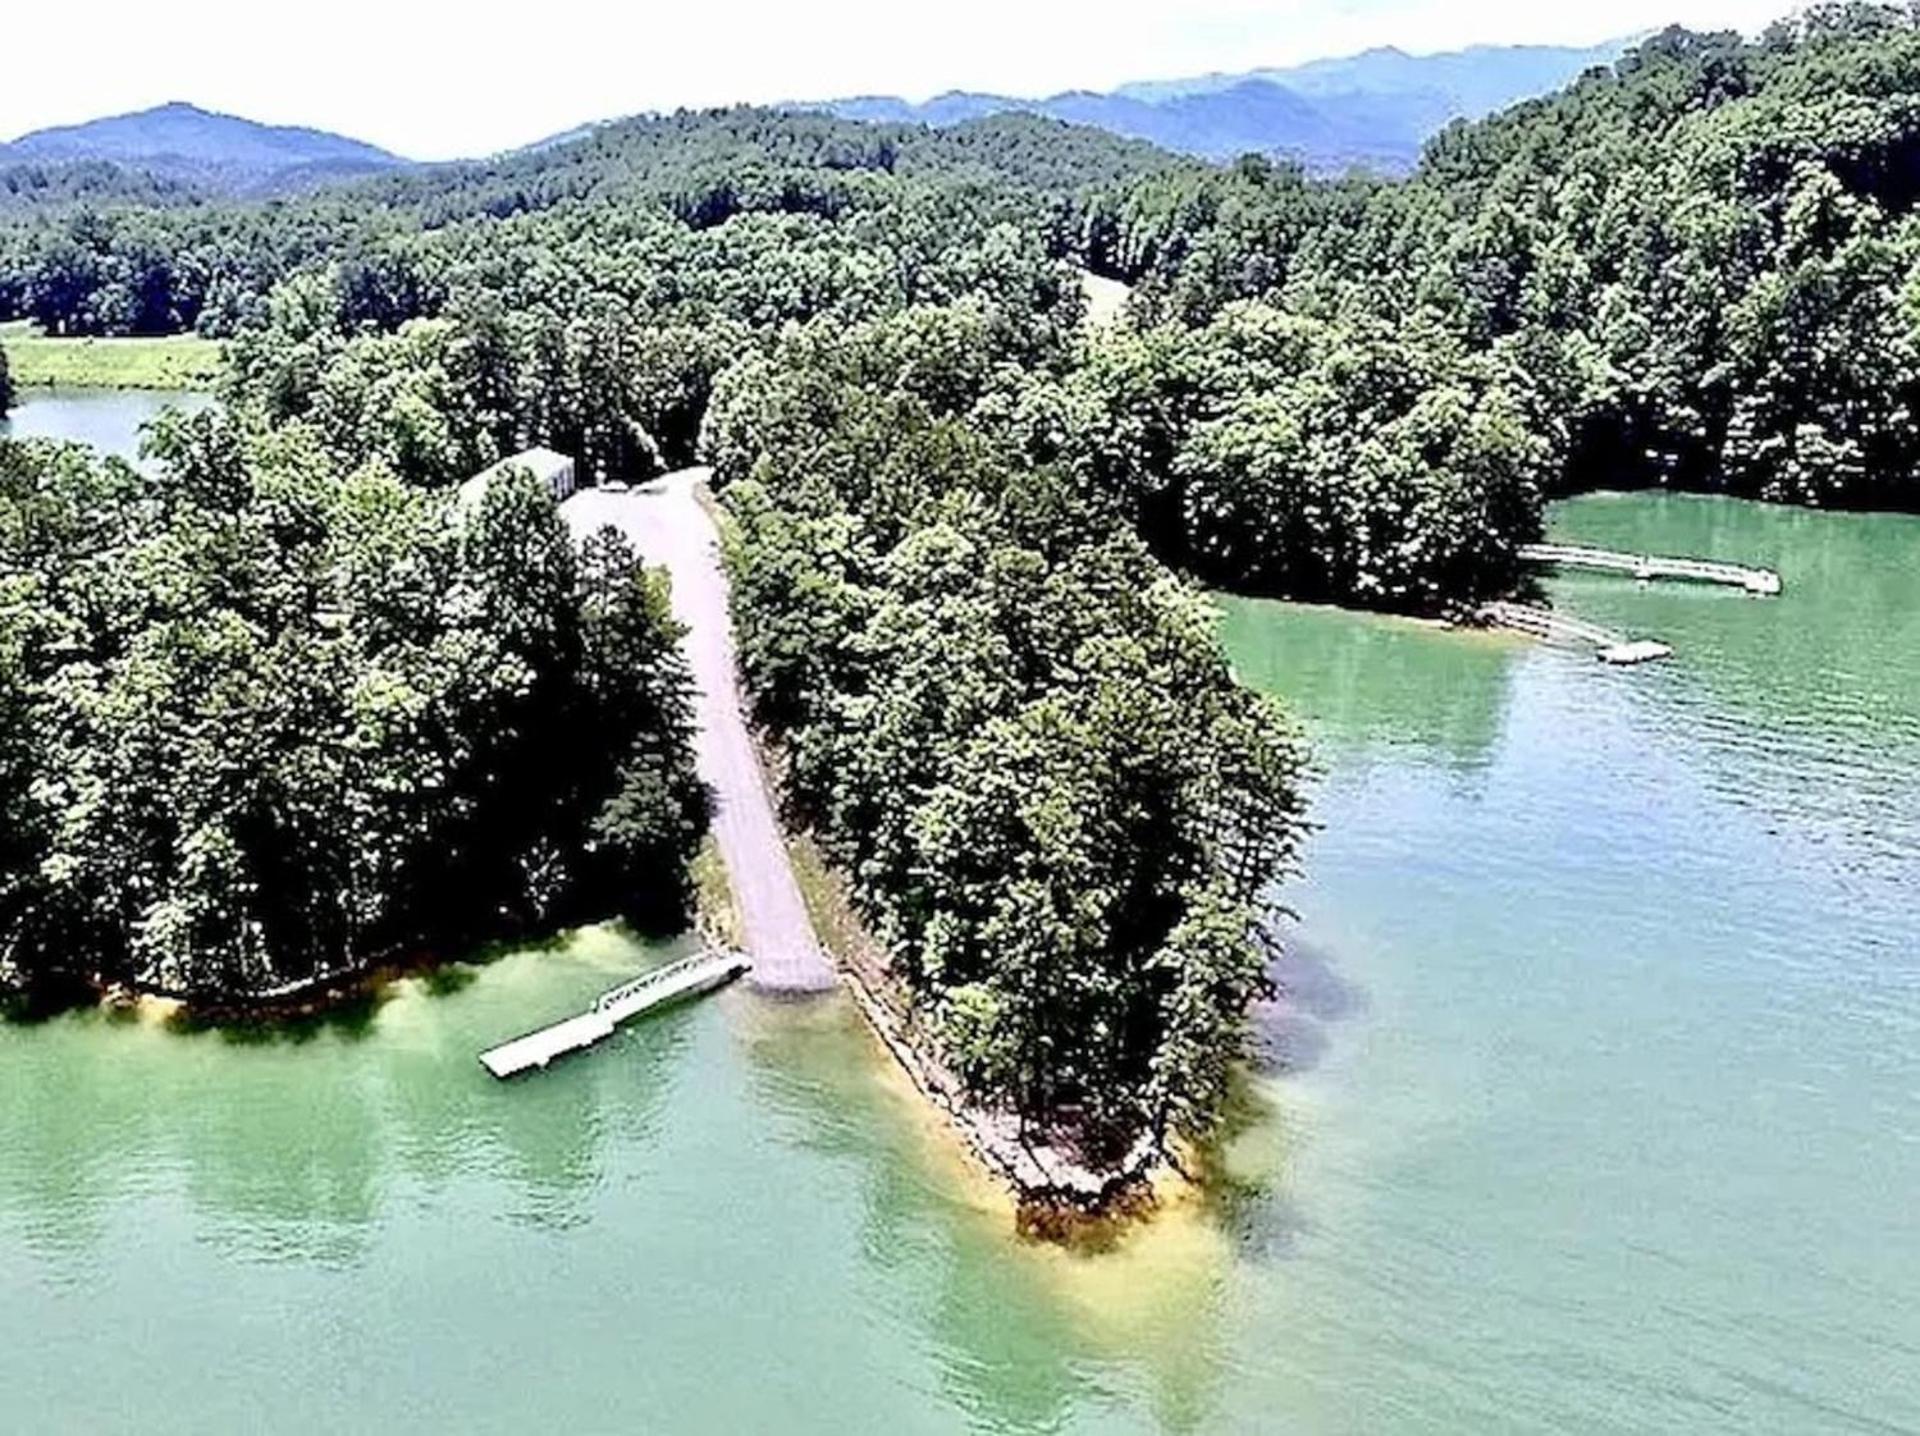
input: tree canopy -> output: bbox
[705,305,1307,1156]
[1083,5,1920,509]
[0,422,704,1001]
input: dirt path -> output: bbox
[564,470,837,994]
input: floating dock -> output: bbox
[1520,544,1782,595]
[1478,601,1673,665]
[479,950,750,1079]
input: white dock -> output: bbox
[1520,543,1782,595]
[479,950,750,1079]
[1478,601,1673,665]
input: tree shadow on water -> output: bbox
[1188,931,1370,1263]
[1251,934,1366,1077]
[1188,1071,1314,1264]
[419,963,478,999]
[162,985,388,1046]
[0,974,100,1026]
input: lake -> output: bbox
[1,475,1916,1433]
[0,386,213,465]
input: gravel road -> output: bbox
[564,471,838,994]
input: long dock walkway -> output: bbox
[1479,601,1672,665]
[564,473,838,994]
[480,950,750,1078]
[1520,543,1782,595]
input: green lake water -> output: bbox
[2,478,1917,1434]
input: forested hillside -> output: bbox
[1084,6,1920,509]
[705,307,1306,1156]
[3,3,1917,1171]
[0,104,1301,1165]
[0,161,208,217]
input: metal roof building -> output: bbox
[457,447,577,512]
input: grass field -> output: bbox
[1,320,225,391]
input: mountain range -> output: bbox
[0,39,1635,194]
[0,101,405,193]
[817,40,1631,173]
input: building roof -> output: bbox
[481,446,573,483]
[457,447,575,512]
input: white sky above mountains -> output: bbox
[5,0,1798,160]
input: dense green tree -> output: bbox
[1031,304,1544,608]
[0,415,703,1001]
[707,309,1307,1158]
[1071,4,1920,508]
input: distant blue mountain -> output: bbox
[1116,40,1630,110]
[3,38,1636,198]
[0,102,405,193]
[818,39,1632,173]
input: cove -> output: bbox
[1,483,1916,1434]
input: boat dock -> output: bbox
[1478,601,1673,665]
[1520,543,1782,595]
[479,950,750,1079]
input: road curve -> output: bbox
[563,470,838,994]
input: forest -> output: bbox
[704,306,1306,1152]
[0,419,706,1001]
[3,4,1916,1164]
[1086,7,1920,511]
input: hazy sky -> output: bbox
[4,0,1795,160]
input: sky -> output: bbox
[3,0,1798,160]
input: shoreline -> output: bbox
[37,894,1179,1228]
[691,477,1177,1219]
[778,827,1178,1227]
[88,953,422,1026]
[10,376,213,394]
[841,957,1175,1229]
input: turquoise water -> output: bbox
[1219,492,1920,1433]
[2,488,1917,1433]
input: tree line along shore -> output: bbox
[3,6,1918,1202]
